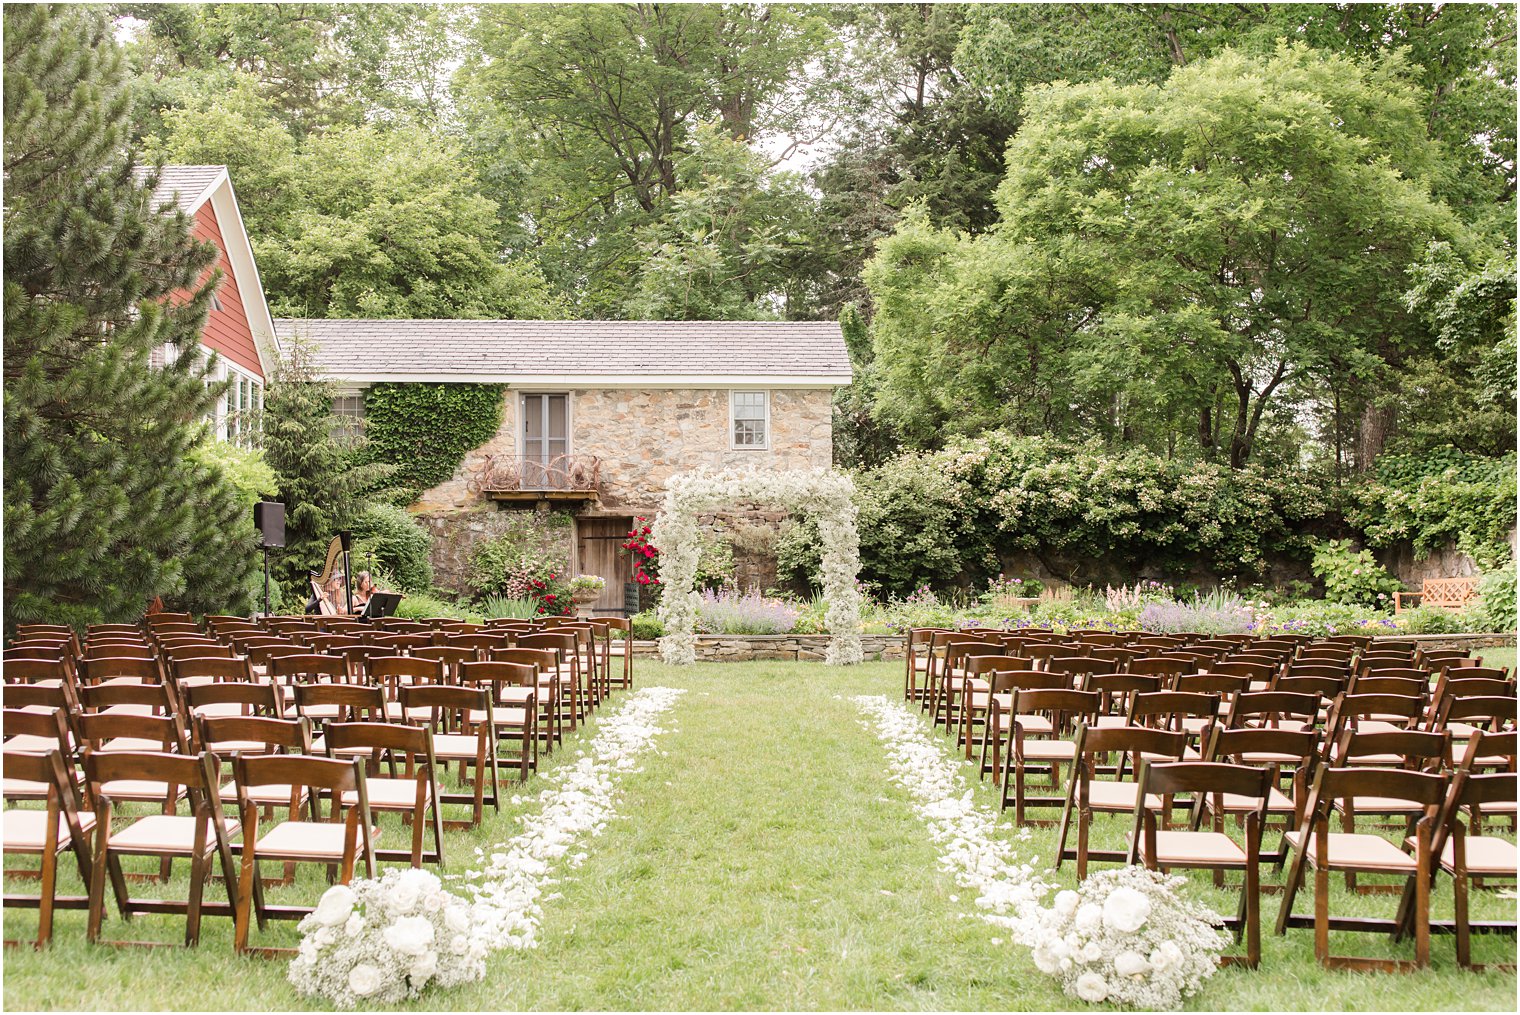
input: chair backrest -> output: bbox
[82,750,219,810]
[1129,690,1220,730]
[1047,656,1114,680]
[1074,723,1189,773]
[3,706,73,751]
[1271,674,1346,700]
[1308,766,1446,824]
[964,655,1036,679]
[1210,660,1274,682]
[1128,657,1192,680]
[246,643,308,669]
[368,655,445,687]
[232,753,369,824]
[1226,690,1321,729]
[1084,673,1162,717]
[986,670,1071,695]
[78,681,173,713]
[198,714,311,754]
[2,748,91,833]
[270,653,349,684]
[1433,694,1517,733]
[411,645,476,678]
[80,656,160,684]
[367,632,432,652]
[77,711,186,753]
[184,680,282,717]
[1009,688,1101,728]
[2,657,74,685]
[1175,673,1249,697]
[173,656,256,685]
[292,682,387,721]
[398,683,491,727]
[1137,758,1273,802]
[323,720,433,770]
[1336,728,1451,770]
[1351,673,1429,697]
[490,647,558,672]
[1328,692,1425,736]
[1206,726,1318,769]
[1,683,73,713]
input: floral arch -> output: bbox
[651,468,863,666]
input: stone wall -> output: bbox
[417,506,575,593]
[412,386,835,514]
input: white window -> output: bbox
[730,390,769,450]
[332,393,365,444]
[206,359,263,448]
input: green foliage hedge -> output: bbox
[350,503,433,593]
[1347,450,1517,570]
[1310,539,1402,608]
[362,383,505,498]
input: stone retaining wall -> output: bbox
[622,631,1515,663]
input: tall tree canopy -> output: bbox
[866,45,1480,468]
[4,3,258,628]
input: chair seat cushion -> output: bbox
[1214,787,1296,814]
[1283,830,1417,872]
[109,814,239,853]
[1018,739,1077,761]
[1132,830,1247,865]
[219,782,308,807]
[340,778,432,809]
[467,707,530,726]
[98,737,173,753]
[254,820,371,859]
[1335,795,1426,815]
[1,807,97,850]
[2,777,49,799]
[4,734,71,753]
[432,733,489,760]
[1083,781,1162,811]
[99,779,188,803]
[1431,835,1517,877]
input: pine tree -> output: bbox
[3,4,258,629]
[259,335,393,599]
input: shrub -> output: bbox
[1473,568,1517,633]
[1348,450,1517,570]
[477,596,538,620]
[468,540,572,616]
[393,592,482,623]
[984,574,1044,601]
[1310,539,1402,608]
[629,610,665,640]
[351,503,433,593]
[694,587,800,635]
[1394,606,1478,635]
[1139,592,1255,635]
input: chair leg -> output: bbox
[1274,841,1309,935]
[1454,868,1471,969]
[37,845,58,948]
[185,852,207,946]
[1243,858,1261,968]
[234,849,256,952]
[1313,862,1331,967]
[1076,806,1091,881]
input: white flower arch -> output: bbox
[651,468,863,666]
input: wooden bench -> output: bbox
[1393,576,1481,614]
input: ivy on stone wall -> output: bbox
[362,383,505,498]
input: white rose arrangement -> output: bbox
[1021,866,1227,1009]
[288,868,488,1008]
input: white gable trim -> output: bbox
[202,172,281,378]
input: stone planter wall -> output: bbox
[619,631,1515,664]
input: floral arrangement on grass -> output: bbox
[288,868,488,1009]
[1021,865,1227,1009]
[695,586,801,635]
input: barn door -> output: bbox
[575,516,635,614]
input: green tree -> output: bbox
[867,45,1465,467]
[260,336,393,597]
[3,3,259,629]
[149,96,567,320]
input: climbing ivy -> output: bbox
[362,383,505,498]
[1347,449,1518,570]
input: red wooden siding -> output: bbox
[185,201,263,379]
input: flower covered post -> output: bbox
[651,468,863,665]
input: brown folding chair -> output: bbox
[399,684,501,826]
[999,687,1100,826]
[232,754,376,955]
[587,617,635,690]
[1275,766,1446,971]
[1201,726,1318,866]
[1054,724,1188,878]
[322,722,443,868]
[1,749,95,948]
[457,660,538,781]
[82,751,240,947]
[1127,760,1273,967]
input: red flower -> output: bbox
[543,593,556,600]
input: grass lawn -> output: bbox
[4,660,1515,1010]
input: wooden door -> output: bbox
[576,517,635,615]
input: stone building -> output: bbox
[275,318,851,612]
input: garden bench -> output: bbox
[1393,576,1480,614]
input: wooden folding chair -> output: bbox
[587,617,635,690]
[1275,766,1446,971]
[456,660,538,781]
[1201,726,1317,867]
[83,751,240,947]
[232,754,376,956]
[517,632,583,729]
[1127,759,1273,967]
[322,721,443,868]
[1055,724,1187,878]
[400,683,502,826]
[979,670,1071,781]
[999,687,1099,826]
[1,749,95,947]
[491,646,563,748]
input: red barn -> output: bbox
[139,165,280,446]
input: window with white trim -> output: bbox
[332,393,365,444]
[205,359,263,448]
[730,390,769,449]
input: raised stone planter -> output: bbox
[619,631,1514,664]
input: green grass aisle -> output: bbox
[4,661,1516,1010]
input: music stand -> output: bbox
[360,592,404,620]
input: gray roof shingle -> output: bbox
[135,164,224,213]
[274,319,853,384]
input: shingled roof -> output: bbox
[274,318,853,386]
[135,164,225,214]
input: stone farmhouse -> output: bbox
[276,319,851,613]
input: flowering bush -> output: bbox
[1310,538,1402,608]
[1104,580,1174,612]
[620,517,660,586]
[1139,591,1255,634]
[288,868,488,1008]
[469,543,572,616]
[1021,865,1227,1009]
[984,573,1044,601]
[694,587,800,635]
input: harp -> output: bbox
[309,535,351,616]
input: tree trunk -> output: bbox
[1355,403,1397,472]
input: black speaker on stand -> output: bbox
[254,501,285,618]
